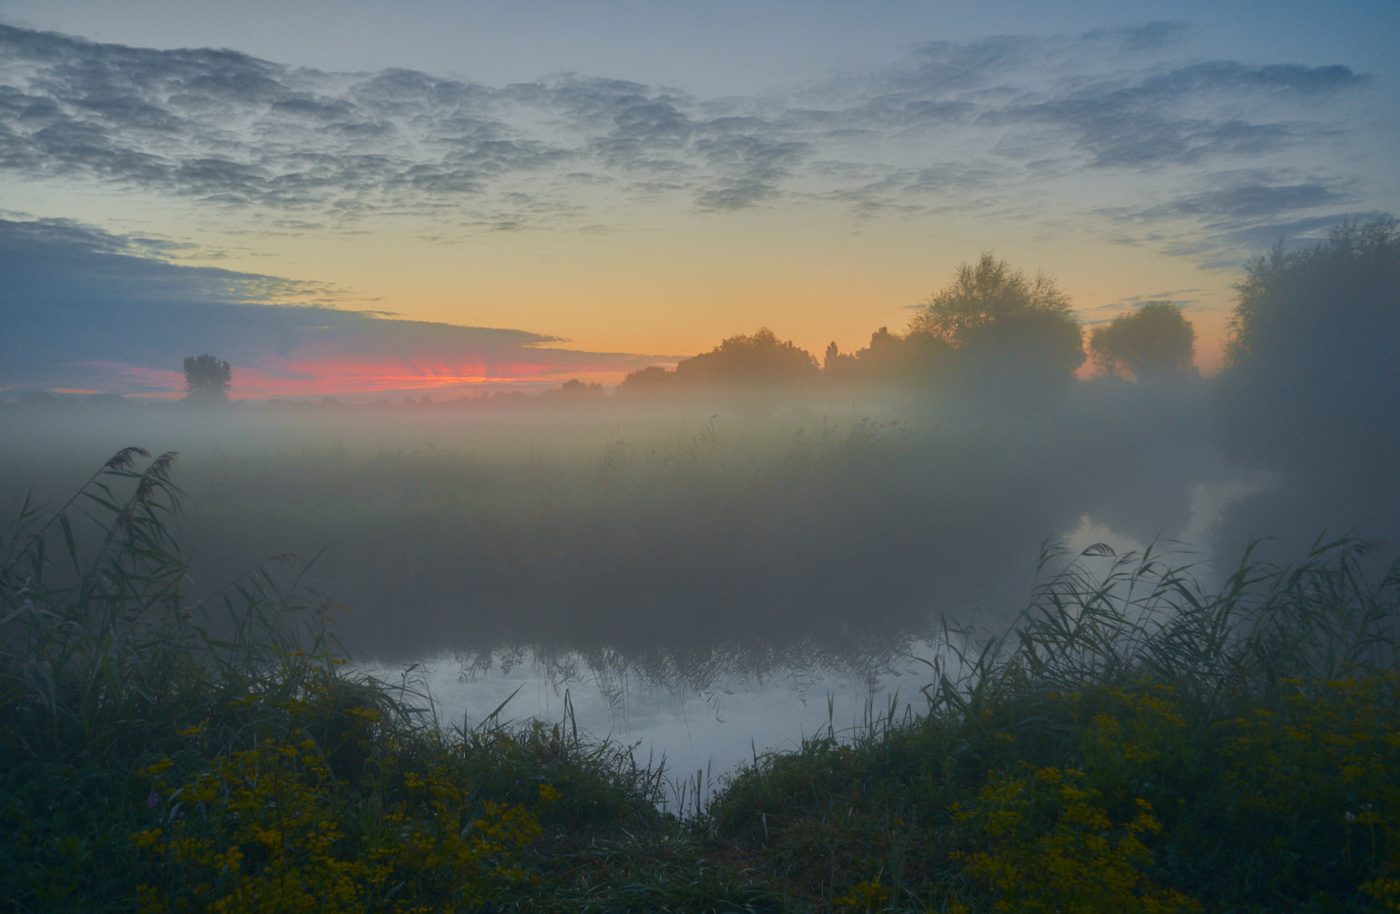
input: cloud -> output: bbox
[1087,172,1393,269]
[0,217,666,397]
[0,20,1378,240]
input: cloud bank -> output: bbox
[0,23,1382,261]
[0,217,661,397]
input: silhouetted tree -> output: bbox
[541,378,604,401]
[1089,302,1196,381]
[909,253,1084,397]
[183,354,231,403]
[616,365,675,397]
[1214,217,1400,559]
[825,327,952,386]
[671,328,819,387]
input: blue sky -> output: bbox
[1,1,1395,396]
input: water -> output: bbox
[369,642,952,812]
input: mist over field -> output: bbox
[0,376,1350,675]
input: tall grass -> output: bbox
[1,447,337,760]
[0,450,695,912]
[709,538,1400,910]
[928,535,1398,721]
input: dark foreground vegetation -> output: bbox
[3,450,1396,912]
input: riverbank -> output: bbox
[3,451,1395,911]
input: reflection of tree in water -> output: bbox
[449,635,941,725]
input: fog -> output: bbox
[4,223,1397,781]
[2,382,1249,674]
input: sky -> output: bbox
[1,0,1396,398]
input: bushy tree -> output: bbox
[909,253,1084,396]
[1214,217,1400,558]
[1220,218,1399,463]
[823,328,952,386]
[183,354,231,402]
[1225,219,1399,375]
[671,328,819,387]
[1089,302,1196,381]
[615,365,674,397]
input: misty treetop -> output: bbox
[618,327,820,396]
[183,353,231,403]
[822,327,953,387]
[619,254,1091,400]
[1220,216,1400,464]
[1211,217,1400,561]
[1089,302,1197,381]
[675,327,821,387]
[909,252,1086,383]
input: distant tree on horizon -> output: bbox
[541,378,604,401]
[616,365,675,396]
[823,327,952,386]
[183,354,231,403]
[1089,302,1196,381]
[909,252,1084,400]
[671,328,820,388]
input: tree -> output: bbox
[671,328,819,387]
[1225,219,1399,375]
[909,252,1084,392]
[1220,218,1399,463]
[1088,302,1196,381]
[1213,217,1400,559]
[183,354,231,402]
[616,365,674,397]
[824,328,952,386]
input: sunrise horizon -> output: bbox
[2,1,1395,399]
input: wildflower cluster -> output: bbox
[950,764,1200,912]
[131,683,553,912]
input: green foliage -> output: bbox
[1088,302,1196,381]
[0,451,713,912]
[950,766,1200,912]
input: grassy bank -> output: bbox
[2,451,1396,911]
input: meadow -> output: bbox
[2,388,1396,911]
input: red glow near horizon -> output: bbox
[65,353,655,400]
[230,353,647,398]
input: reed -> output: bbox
[707,537,1399,910]
[0,450,695,912]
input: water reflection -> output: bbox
[368,641,960,812]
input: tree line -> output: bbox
[182,218,1395,417]
[617,250,1200,401]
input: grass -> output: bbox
[2,449,1396,911]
